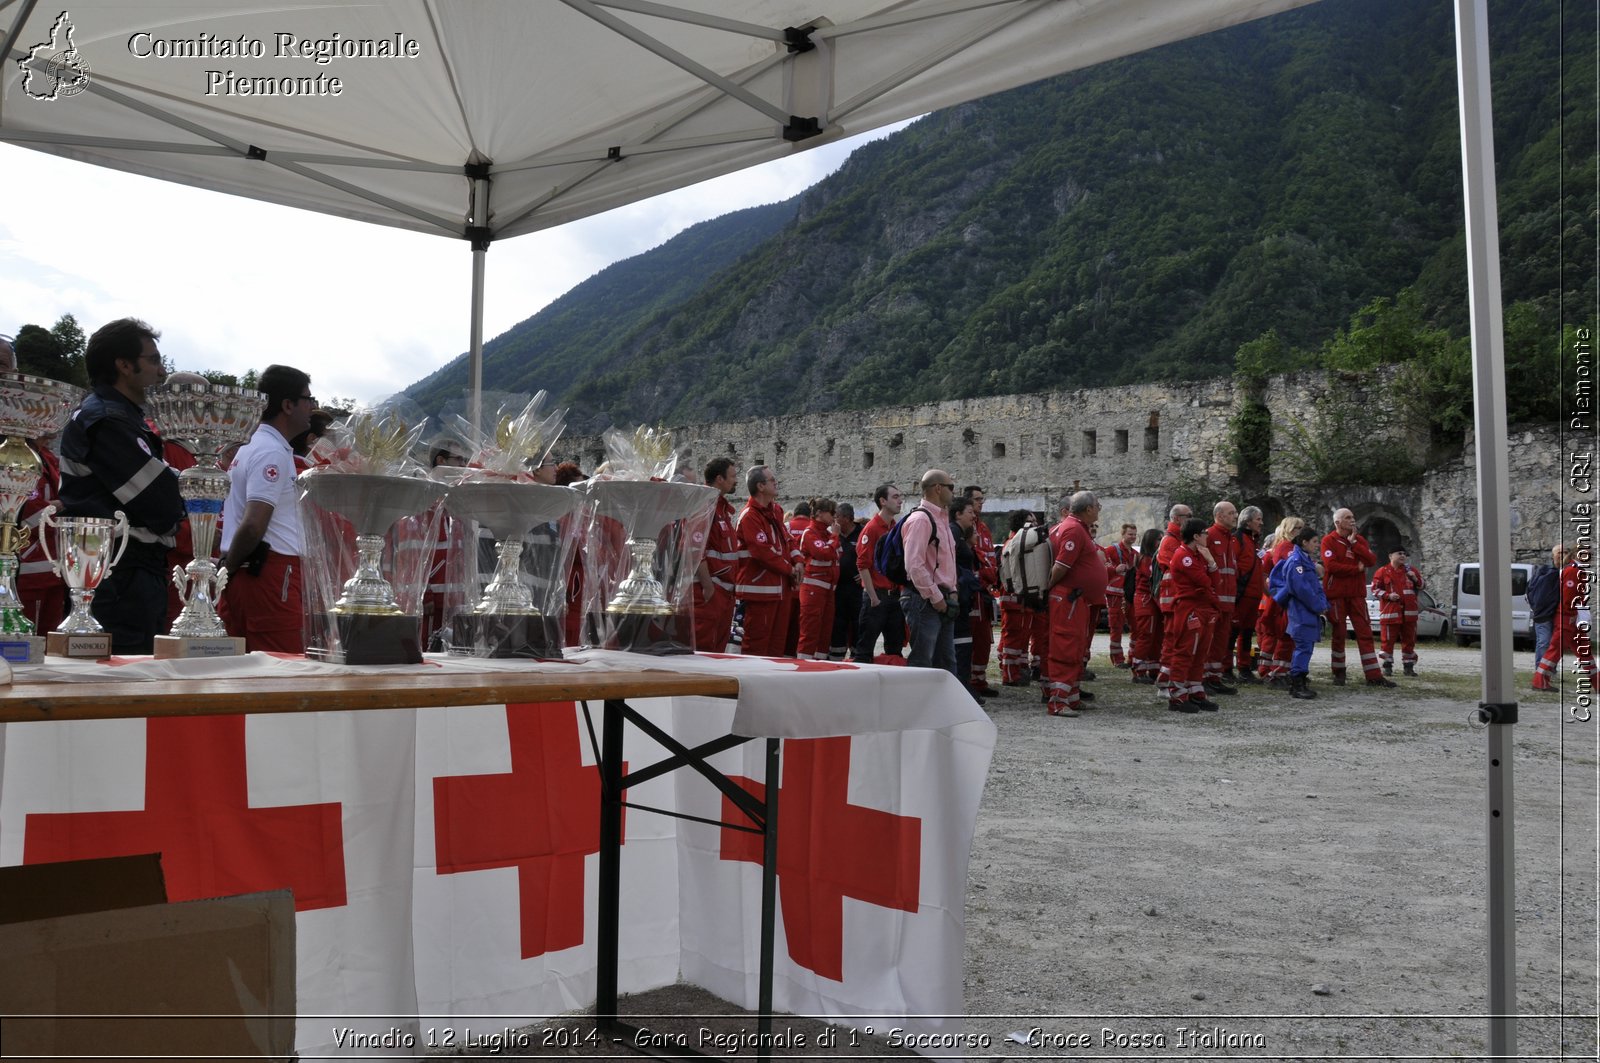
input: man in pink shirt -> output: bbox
[902,468,959,676]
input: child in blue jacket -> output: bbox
[1268,526,1328,700]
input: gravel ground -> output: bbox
[431,635,1598,1060]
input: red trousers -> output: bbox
[220,551,304,654]
[1233,595,1261,672]
[998,602,1031,683]
[1105,593,1128,664]
[1131,597,1163,679]
[970,595,994,683]
[781,587,800,657]
[1030,609,1050,671]
[1535,622,1594,681]
[1166,605,1214,702]
[1379,616,1416,666]
[1204,603,1234,679]
[692,585,736,653]
[1255,601,1289,677]
[1045,591,1092,712]
[797,583,836,659]
[1327,594,1382,679]
[740,594,786,656]
[18,578,66,636]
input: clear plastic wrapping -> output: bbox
[579,427,716,655]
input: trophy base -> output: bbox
[154,634,248,659]
[585,610,694,656]
[449,613,564,660]
[0,635,46,665]
[307,612,423,665]
[46,631,112,659]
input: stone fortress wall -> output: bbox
[569,370,1569,594]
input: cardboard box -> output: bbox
[0,855,296,1062]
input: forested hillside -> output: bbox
[405,0,1593,433]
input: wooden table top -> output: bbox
[0,668,741,724]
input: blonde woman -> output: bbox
[1254,516,1305,684]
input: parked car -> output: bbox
[1452,562,1533,648]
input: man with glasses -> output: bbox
[219,365,316,653]
[59,318,186,653]
[735,465,795,655]
[903,469,959,677]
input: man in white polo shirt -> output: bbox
[219,364,313,652]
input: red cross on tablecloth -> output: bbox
[433,701,622,959]
[720,735,921,981]
[24,715,347,910]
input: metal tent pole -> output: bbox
[1453,0,1517,1054]
[466,165,493,439]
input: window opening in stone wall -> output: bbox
[962,428,977,446]
[1145,412,1160,454]
[864,450,875,469]
[1082,430,1097,457]
[1115,429,1129,454]
[754,456,766,468]
[992,441,1006,459]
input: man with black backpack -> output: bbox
[898,469,959,676]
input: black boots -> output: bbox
[1403,663,1416,677]
[1290,673,1316,700]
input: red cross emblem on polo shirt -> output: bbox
[433,702,622,959]
[719,736,920,981]
[24,715,347,910]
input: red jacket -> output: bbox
[785,514,809,567]
[798,525,839,590]
[1236,527,1264,601]
[1170,543,1222,615]
[1156,520,1183,611]
[702,495,740,594]
[1103,539,1137,594]
[16,445,62,596]
[1321,532,1375,599]
[857,512,896,591]
[1205,522,1240,606]
[1369,562,1423,620]
[1257,538,1298,616]
[974,518,999,590]
[1048,515,1108,602]
[735,499,790,598]
[1556,561,1589,628]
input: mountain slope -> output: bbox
[406,0,1591,431]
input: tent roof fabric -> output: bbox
[2,0,1313,242]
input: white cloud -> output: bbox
[0,123,907,404]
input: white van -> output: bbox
[1452,563,1533,647]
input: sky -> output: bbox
[0,125,906,407]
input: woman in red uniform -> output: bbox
[1166,517,1223,713]
[795,498,839,660]
[1129,527,1163,685]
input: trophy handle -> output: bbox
[171,563,187,597]
[37,504,58,569]
[108,510,131,570]
[214,564,230,597]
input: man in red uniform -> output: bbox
[1532,550,1594,690]
[1044,491,1107,717]
[1166,517,1223,713]
[1103,522,1138,668]
[735,465,794,656]
[1155,503,1192,697]
[852,483,905,662]
[1369,547,1424,676]
[219,365,314,653]
[1321,507,1394,687]
[1230,505,1265,683]
[692,457,740,652]
[1203,501,1240,694]
[781,502,810,656]
[964,485,1001,695]
[796,499,839,659]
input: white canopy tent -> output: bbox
[1,0,1523,1052]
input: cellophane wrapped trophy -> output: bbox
[438,392,584,658]
[297,403,445,664]
[0,371,84,662]
[580,426,716,655]
[144,380,264,658]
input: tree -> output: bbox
[11,324,73,383]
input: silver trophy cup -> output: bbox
[0,372,83,641]
[146,382,264,639]
[39,508,130,634]
[584,480,717,615]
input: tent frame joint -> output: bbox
[783,115,822,141]
[783,25,816,53]
[465,226,492,252]
[246,145,267,161]
[463,161,492,180]
[1477,701,1519,726]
